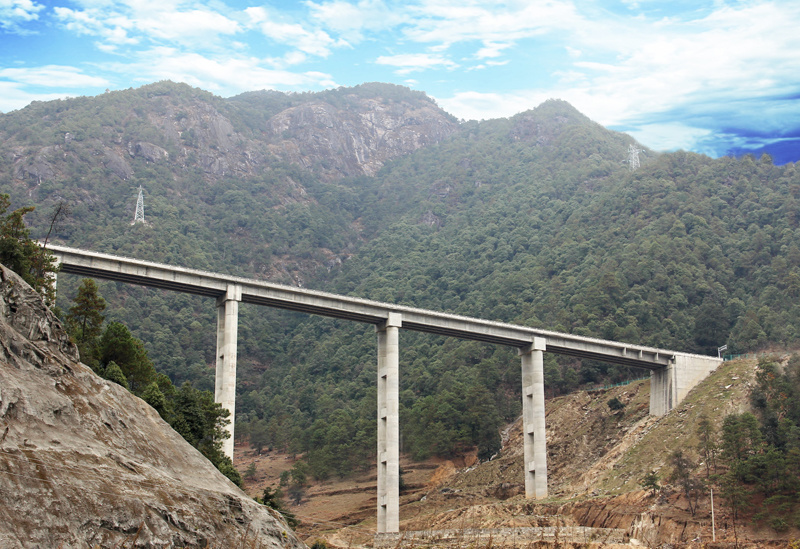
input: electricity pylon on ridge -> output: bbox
[628,144,641,171]
[132,185,145,225]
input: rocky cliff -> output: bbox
[2,81,458,191]
[0,264,305,548]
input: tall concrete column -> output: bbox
[376,313,401,534]
[520,337,548,499]
[215,284,241,460]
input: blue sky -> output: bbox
[2,0,799,163]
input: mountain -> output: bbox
[0,264,304,548]
[1,81,799,479]
[5,81,457,184]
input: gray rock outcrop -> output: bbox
[0,264,305,548]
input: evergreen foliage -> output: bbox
[700,356,800,530]
[258,487,298,528]
[66,278,106,367]
[0,194,57,302]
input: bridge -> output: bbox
[49,244,721,534]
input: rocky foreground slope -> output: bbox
[0,264,305,548]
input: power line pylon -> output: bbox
[628,144,641,171]
[132,185,145,225]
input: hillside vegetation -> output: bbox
[2,82,799,480]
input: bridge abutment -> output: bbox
[216,284,241,459]
[649,354,721,416]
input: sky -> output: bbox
[1,0,799,163]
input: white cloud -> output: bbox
[102,48,337,95]
[306,0,402,41]
[0,65,110,113]
[436,2,800,137]
[376,52,458,74]
[474,40,511,59]
[0,81,70,113]
[0,0,44,32]
[436,89,545,121]
[623,123,713,152]
[55,2,242,52]
[135,9,239,41]
[0,65,110,87]
[404,0,580,47]
[246,6,344,57]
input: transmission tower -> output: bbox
[628,144,641,171]
[132,185,145,224]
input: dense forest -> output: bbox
[2,82,799,479]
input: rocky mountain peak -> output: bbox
[1,81,460,190]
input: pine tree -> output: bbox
[66,278,106,368]
[0,194,57,302]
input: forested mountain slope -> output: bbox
[1,82,798,477]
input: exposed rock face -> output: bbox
[266,96,457,177]
[2,82,459,191]
[130,141,169,163]
[0,265,305,548]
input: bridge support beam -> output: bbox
[377,313,401,534]
[215,284,241,459]
[650,354,721,416]
[520,337,548,499]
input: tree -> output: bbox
[141,381,167,417]
[465,385,502,461]
[607,397,625,411]
[249,418,270,454]
[66,278,106,368]
[287,460,310,504]
[668,449,704,516]
[103,361,129,390]
[260,487,298,528]
[34,200,69,290]
[640,470,660,496]
[99,321,156,392]
[721,412,763,482]
[719,471,750,547]
[696,415,718,478]
[0,194,56,302]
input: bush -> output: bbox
[607,397,625,411]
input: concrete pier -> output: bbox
[520,337,548,499]
[377,313,401,533]
[215,284,241,459]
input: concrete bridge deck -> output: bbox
[49,244,698,368]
